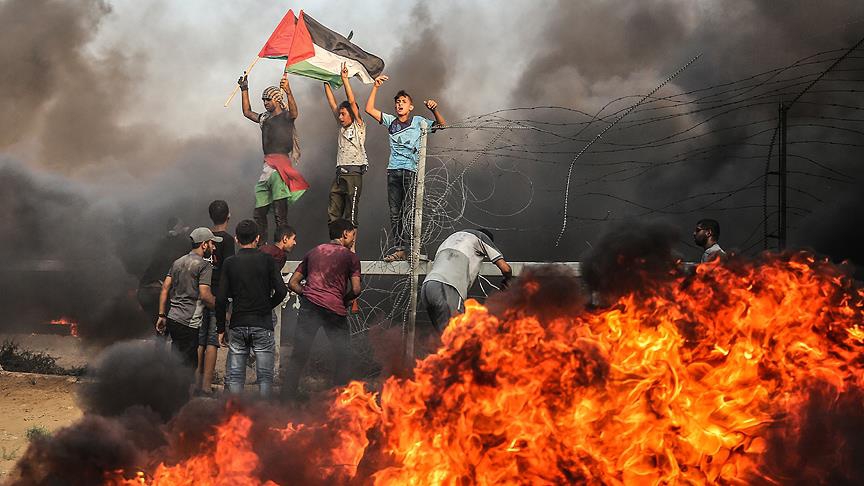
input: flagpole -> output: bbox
[224,56,261,107]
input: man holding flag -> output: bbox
[238,73,308,244]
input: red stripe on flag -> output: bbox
[285,11,315,68]
[258,9,311,62]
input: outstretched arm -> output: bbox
[341,63,363,124]
[424,99,446,127]
[323,83,339,121]
[495,258,514,289]
[364,75,388,123]
[239,74,261,122]
[281,75,299,120]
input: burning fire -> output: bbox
[49,317,79,337]
[105,253,863,484]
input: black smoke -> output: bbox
[79,341,193,420]
[581,221,681,300]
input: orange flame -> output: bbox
[49,317,79,337]
[105,253,864,484]
[107,413,278,486]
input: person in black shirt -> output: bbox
[194,200,235,395]
[238,73,309,244]
[217,219,287,398]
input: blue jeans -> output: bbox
[225,325,275,397]
[386,169,416,252]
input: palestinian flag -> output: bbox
[258,9,311,63]
[284,12,385,88]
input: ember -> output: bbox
[84,254,864,484]
[49,317,79,337]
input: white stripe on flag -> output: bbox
[306,44,374,84]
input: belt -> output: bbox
[338,165,367,175]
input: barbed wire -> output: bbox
[340,45,863,336]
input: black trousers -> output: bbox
[328,173,363,225]
[420,281,464,333]
[283,300,350,398]
[167,319,199,368]
[253,198,288,245]
[386,169,416,252]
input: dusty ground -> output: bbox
[0,331,299,481]
[0,323,377,482]
[0,371,83,481]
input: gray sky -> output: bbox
[2,0,863,336]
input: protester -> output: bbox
[284,219,361,399]
[693,219,726,263]
[259,225,297,271]
[422,229,513,333]
[137,217,191,326]
[260,224,297,332]
[155,228,219,369]
[238,72,309,244]
[217,219,287,398]
[323,63,368,227]
[365,75,446,261]
[194,200,235,394]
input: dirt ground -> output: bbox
[0,371,83,481]
[0,331,297,481]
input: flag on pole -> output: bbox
[284,11,385,88]
[257,9,313,63]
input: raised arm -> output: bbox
[341,63,362,124]
[424,99,446,127]
[364,75,388,123]
[323,83,339,121]
[239,73,261,123]
[280,75,299,120]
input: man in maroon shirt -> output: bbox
[285,219,361,399]
[259,225,297,270]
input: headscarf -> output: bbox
[262,86,285,108]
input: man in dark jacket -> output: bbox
[216,219,287,397]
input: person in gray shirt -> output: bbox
[693,218,727,263]
[421,229,512,333]
[155,227,220,368]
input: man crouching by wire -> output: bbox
[421,229,513,334]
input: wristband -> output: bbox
[158,313,167,318]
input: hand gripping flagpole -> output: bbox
[554,53,702,246]
[224,56,261,107]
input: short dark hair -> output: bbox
[337,101,356,123]
[394,90,412,103]
[274,225,296,243]
[208,200,229,225]
[696,218,720,240]
[235,219,259,245]
[477,228,495,242]
[328,218,356,240]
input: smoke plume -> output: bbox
[79,341,193,420]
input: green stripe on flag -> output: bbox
[285,60,344,87]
